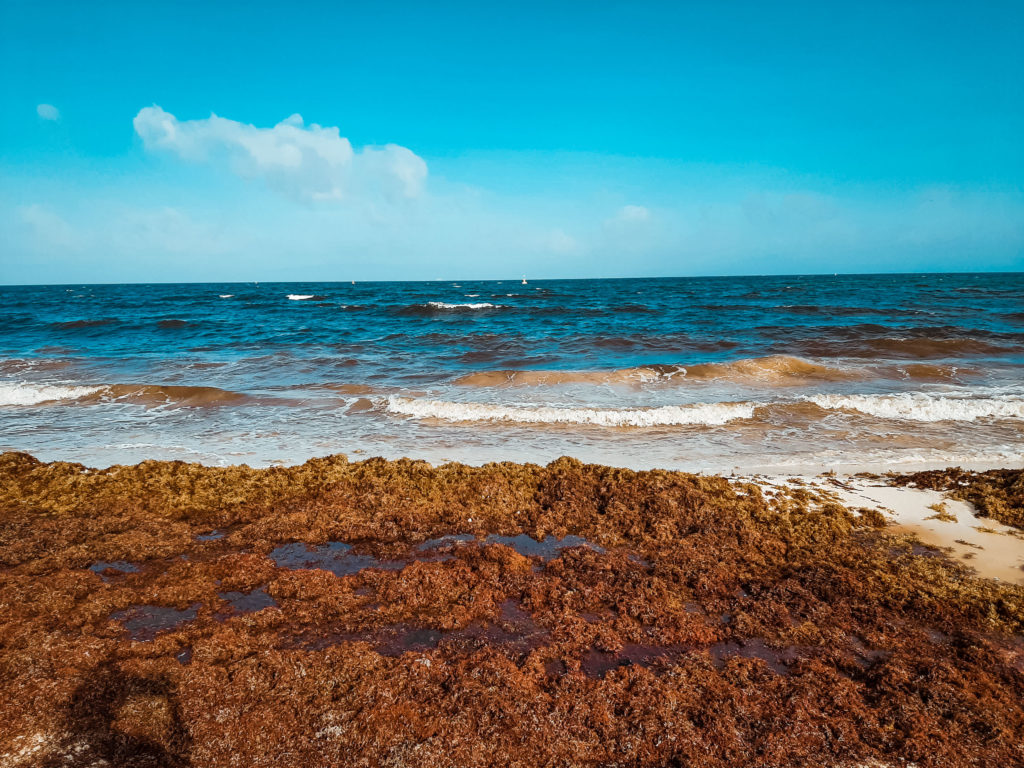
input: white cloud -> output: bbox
[133,106,427,204]
[36,103,59,121]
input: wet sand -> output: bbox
[1,452,1023,767]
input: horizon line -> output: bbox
[3,267,1022,289]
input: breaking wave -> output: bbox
[428,302,499,310]
[0,382,102,406]
[807,392,1024,422]
[0,382,251,408]
[383,395,755,427]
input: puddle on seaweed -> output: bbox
[708,639,801,675]
[416,534,476,552]
[434,599,548,653]
[273,534,607,579]
[270,541,405,577]
[582,644,679,677]
[88,560,140,581]
[113,604,200,641]
[284,598,549,655]
[196,529,226,541]
[176,647,193,665]
[216,586,278,619]
[417,533,605,561]
[376,626,445,655]
[483,534,605,560]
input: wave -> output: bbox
[287,294,327,301]
[428,302,499,310]
[455,356,859,388]
[157,319,191,329]
[50,318,117,330]
[0,382,251,408]
[0,358,76,375]
[845,337,1012,358]
[383,395,755,427]
[682,355,858,383]
[807,392,1024,422]
[893,363,976,381]
[395,302,506,317]
[0,382,102,406]
[100,384,252,407]
[782,325,1015,360]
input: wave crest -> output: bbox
[807,392,1024,422]
[456,356,857,388]
[0,382,102,406]
[397,302,505,316]
[383,395,755,427]
[0,382,251,408]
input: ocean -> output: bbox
[1,273,1022,472]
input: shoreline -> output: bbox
[8,442,1024,478]
[2,451,1023,766]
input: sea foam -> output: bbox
[0,382,101,406]
[384,395,755,426]
[426,302,499,310]
[807,392,1024,422]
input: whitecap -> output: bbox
[426,302,499,310]
[383,395,755,427]
[807,392,1024,422]
[287,294,315,301]
[0,382,102,406]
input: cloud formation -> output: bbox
[133,106,427,204]
[36,103,59,121]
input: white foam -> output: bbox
[287,294,315,300]
[0,382,101,406]
[384,396,755,426]
[426,301,499,310]
[807,392,1024,422]
[219,294,234,298]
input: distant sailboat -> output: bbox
[521,275,528,285]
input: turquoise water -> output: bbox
[1,273,1022,471]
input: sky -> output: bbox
[1,0,1022,284]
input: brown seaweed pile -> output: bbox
[1,451,1023,767]
[891,468,1024,530]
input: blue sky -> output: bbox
[1,0,1022,283]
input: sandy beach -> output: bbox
[1,451,1022,767]
[6,0,1023,763]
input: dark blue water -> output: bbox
[1,274,1022,471]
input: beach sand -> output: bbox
[1,451,1022,767]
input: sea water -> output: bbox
[1,273,1022,472]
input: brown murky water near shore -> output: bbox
[1,452,1023,767]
